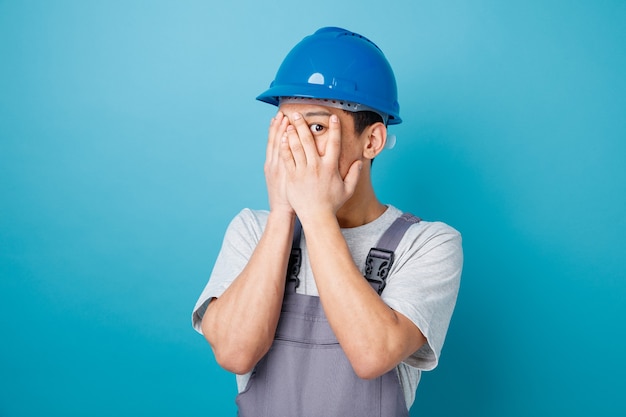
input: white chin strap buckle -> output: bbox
[385,134,396,150]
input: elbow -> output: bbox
[201,317,265,374]
[348,337,418,380]
[350,351,393,380]
[354,367,383,381]
[213,348,259,375]
[207,328,262,374]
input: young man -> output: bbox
[192,27,462,416]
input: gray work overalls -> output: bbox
[236,213,421,417]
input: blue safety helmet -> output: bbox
[257,27,402,125]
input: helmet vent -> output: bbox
[344,31,382,52]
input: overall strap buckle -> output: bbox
[364,212,421,295]
[365,248,394,294]
[286,248,302,291]
[286,218,303,292]
[286,213,420,295]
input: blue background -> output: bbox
[1,1,625,416]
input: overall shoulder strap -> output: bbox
[365,212,421,294]
[286,218,303,292]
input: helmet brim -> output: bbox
[257,84,402,125]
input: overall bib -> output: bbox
[236,213,420,417]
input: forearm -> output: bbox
[301,212,425,379]
[202,210,295,374]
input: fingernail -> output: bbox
[286,125,295,132]
[330,115,338,123]
[292,113,302,121]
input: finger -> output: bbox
[343,160,363,196]
[279,129,296,173]
[266,112,284,162]
[290,112,319,163]
[272,113,289,164]
[325,114,341,167]
[266,111,288,166]
[266,113,279,162]
[285,124,308,168]
[268,111,283,139]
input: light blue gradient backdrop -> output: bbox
[1,1,624,416]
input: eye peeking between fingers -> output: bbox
[309,123,326,136]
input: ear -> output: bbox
[362,122,387,160]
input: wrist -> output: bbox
[268,207,296,224]
[297,209,338,233]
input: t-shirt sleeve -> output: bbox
[191,209,266,334]
[381,222,463,371]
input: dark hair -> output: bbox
[346,110,384,135]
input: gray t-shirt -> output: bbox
[192,205,463,409]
